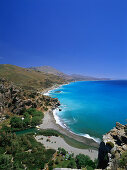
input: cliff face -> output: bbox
[0,78,60,122]
[98,122,127,170]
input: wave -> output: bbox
[53,108,67,129]
[53,108,101,143]
[80,133,101,143]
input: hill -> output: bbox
[70,74,104,81]
[0,64,67,91]
[29,66,110,81]
[29,66,72,80]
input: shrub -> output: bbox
[67,159,76,168]
[58,147,66,155]
[37,129,60,137]
[10,116,23,128]
[0,154,13,169]
[55,158,59,164]
[76,154,95,169]
[118,151,127,168]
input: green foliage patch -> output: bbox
[0,131,55,169]
[10,108,44,131]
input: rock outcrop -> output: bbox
[98,122,127,170]
[0,78,60,121]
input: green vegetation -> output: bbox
[76,154,96,169]
[37,129,61,137]
[118,151,127,168]
[0,124,98,170]
[36,129,97,150]
[10,108,44,131]
[0,130,55,170]
[52,148,97,170]
[63,134,98,150]
[0,154,13,169]
[0,64,66,91]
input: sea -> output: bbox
[45,80,127,142]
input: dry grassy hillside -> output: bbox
[0,64,67,91]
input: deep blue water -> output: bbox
[48,80,127,141]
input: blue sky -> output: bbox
[0,0,127,79]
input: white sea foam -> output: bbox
[53,108,101,143]
[43,83,69,96]
[43,92,50,96]
[53,108,66,129]
[49,83,101,144]
[80,133,101,143]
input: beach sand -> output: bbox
[35,135,98,160]
[37,109,99,159]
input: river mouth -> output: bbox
[15,128,37,135]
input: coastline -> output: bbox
[42,83,69,96]
[38,109,99,148]
[38,82,99,159]
[42,82,101,143]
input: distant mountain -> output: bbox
[70,74,109,81]
[29,66,110,81]
[29,66,71,80]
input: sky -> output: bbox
[0,0,127,79]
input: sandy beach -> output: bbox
[35,135,98,160]
[37,83,99,159]
[39,110,99,148]
[37,109,99,159]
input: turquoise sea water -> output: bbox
[48,81,127,142]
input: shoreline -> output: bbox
[38,109,99,149]
[53,108,101,143]
[42,83,69,96]
[35,134,98,160]
[42,82,101,143]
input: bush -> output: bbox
[58,147,66,155]
[0,154,13,169]
[76,154,96,169]
[10,109,44,131]
[67,159,76,168]
[55,158,59,164]
[10,116,23,129]
[118,151,127,168]
[37,129,60,137]
[31,116,41,127]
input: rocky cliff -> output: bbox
[98,122,127,170]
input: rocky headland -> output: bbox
[98,122,127,169]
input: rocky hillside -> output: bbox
[98,122,127,169]
[0,78,60,124]
[0,64,67,91]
